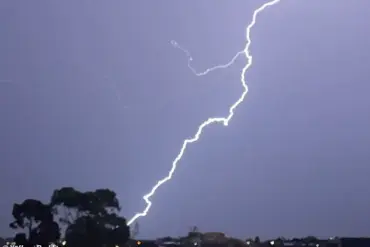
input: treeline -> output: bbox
[9,187,130,247]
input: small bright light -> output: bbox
[62,241,66,246]
[115,245,119,247]
[270,241,275,246]
[137,241,142,245]
[246,241,250,245]
[316,244,319,247]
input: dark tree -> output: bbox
[51,187,121,225]
[99,213,130,247]
[254,236,260,243]
[10,187,129,247]
[274,237,285,245]
[9,199,60,246]
[303,236,318,244]
[14,233,27,246]
[50,187,88,225]
[51,187,129,247]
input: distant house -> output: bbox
[199,232,248,247]
[201,232,228,244]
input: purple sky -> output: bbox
[1,0,370,240]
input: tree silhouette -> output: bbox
[51,187,129,247]
[13,233,27,246]
[10,187,130,247]
[303,236,318,244]
[9,199,60,246]
[254,236,260,244]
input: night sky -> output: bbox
[1,0,370,240]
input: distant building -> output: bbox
[202,232,227,243]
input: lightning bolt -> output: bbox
[127,0,281,226]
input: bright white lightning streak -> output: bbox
[127,0,280,226]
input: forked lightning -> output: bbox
[127,0,281,226]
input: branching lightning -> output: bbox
[127,0,281,226]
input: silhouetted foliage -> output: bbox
[51,187,129,247]
[254,236,260,243]
[10,187,130,247]
[9,199,60,246]
[14,233,27,246]
[274,237,285,245]
[303,236,318,243]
